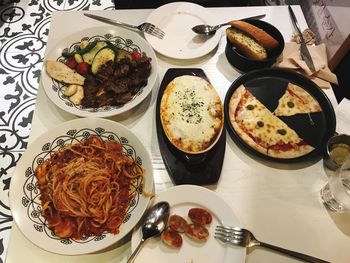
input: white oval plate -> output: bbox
[131,185,246,263]
[145,2,222,59]
[41,26,158,118]
[9,118,154,255]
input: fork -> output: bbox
[84,14,165,39]
[215,226,330,263]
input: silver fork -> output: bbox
[84,14,165,39]
[215,226,330,263]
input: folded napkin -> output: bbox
[275,42,338,89]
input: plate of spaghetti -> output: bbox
[9,118,154,255]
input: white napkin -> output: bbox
[275,42,338,89]
[335,98,350,135]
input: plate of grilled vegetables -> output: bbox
[42,26,158,117]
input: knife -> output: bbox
[288,5,316,74]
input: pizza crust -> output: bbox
[268,144,314,159]
[228,84,315,159]
[229,85,268,155]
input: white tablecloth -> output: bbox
[6,6,349,263]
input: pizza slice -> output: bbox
[229,85,314,159]
[274,83,321,116]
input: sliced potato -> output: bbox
[69,85,84,105]
[45,60,85,85]
[63,84,78,96]
[82,41,108,64]
[91,47,115,75]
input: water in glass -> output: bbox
[320,160,350,212]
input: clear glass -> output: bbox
[320,160,350,212]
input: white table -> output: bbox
[6,6,349,263]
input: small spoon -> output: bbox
[192,14,266,35]
[127,201,170,263]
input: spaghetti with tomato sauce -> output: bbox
[35,136,146,240]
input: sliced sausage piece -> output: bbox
[188,208,212,225]
[161,228,183,248]
[184,223,209,242]
[169,214,188,232]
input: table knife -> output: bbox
[288,5,316,74]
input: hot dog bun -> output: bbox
[229,20,279,50]
[226,27,267,60]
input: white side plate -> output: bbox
[131,185,246,263]
[145,2,222,59]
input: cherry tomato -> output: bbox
[132,51,142,60]
[66,57,77,69]
[76,62,90,75]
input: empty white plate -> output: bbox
[145,2,222,59]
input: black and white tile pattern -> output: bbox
[0,1,115,261]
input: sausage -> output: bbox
[184,223,209,242]
[188,208,212,225]
[161,228,183,248]
[169,214,188,232]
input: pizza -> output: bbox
[274,83,321,116]
[228,84,315,159]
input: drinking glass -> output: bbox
[320,160,350,212]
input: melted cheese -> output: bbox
[235,91,302,146]
[160,75,223,153]
[274,83,321,116]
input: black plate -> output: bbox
[224,68,336,163]
[156,68,225,185]
[225,19,285,72]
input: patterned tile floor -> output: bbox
[0,1,115,261]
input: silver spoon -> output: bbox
[127,201,170,263]
[192,14,266,35]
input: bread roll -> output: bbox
[229,20,279,50]
[226,27,267,60]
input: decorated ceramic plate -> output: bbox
[9,118,154,255]
[41,26,158,118]
[144,2,222,59]
[131,185,246,263]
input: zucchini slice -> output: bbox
[116,49,132,62]
[82,41,108,65]
[91,47,115,75]
[61,40,98,58]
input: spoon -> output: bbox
[192,14,266,35]
[127,201,170,263]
